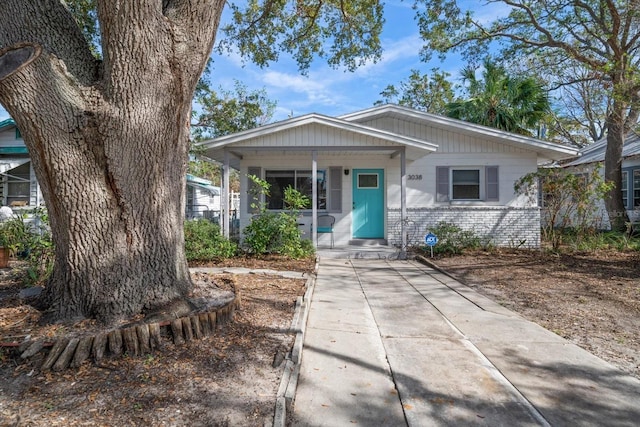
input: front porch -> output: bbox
[198,113,438,250]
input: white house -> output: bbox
[563,132,640,226]
[186,173,221,219]
[0,118,42,208]
[200,104,578,249]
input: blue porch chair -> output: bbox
[317,214,335,248]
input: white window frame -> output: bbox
[5,162,31,206]
[356,173,379,189]
[450,167,483,201]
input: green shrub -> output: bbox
[0,209,54,286]
[242,175,315,259]
[514,166,612,250]
[564,229,640,252]
[243,211,281,254]
[184,219,237,262]
[426,221,481,256]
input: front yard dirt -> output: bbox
[0,256,314,427]
[432,249,640,380]
[1,250,638,426]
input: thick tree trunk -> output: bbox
[0,0,225,325]
[603,103,630,232]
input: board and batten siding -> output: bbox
[564,161,640,228]
[228,123,403,150]
[354,117,531,155]
[0,127,25,148]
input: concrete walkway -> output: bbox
[291,258,640,426]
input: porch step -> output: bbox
[348,239,388,246]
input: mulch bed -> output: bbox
[0,256,315,426]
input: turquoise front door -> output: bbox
[352,169,384,239]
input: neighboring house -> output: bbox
[0,118,42,208]
[0,117,223,219]
[186,174,221,219]
[563,132,640,226]
[200,104,577,249]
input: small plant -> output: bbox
[184,219,237,262]
[424,221,481,256]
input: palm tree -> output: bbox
[446,59,550,136]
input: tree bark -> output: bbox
[603,101,631,232]
[0,0,225,325]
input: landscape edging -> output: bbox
[273,257,319,427]
[1,296,241,371]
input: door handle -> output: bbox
[352,202,355,209]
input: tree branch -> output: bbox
[0,0,97,85]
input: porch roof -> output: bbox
[197,113,438,169]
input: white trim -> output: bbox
[356,173,380,189]
[450,167,483,201]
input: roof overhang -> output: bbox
[340,104,579,163]
[565,132,640,167]
[0,118,16,131]
[186,174,220,195]
[197,113,438,169]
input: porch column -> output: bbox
[222,150,230,239]
[400,148,407,253]
[312,150,318,247]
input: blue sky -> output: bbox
[0,1,508,123]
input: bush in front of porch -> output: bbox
[243,175,314,259]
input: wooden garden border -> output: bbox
[1,295,240,371]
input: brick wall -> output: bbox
[388,207,541,249]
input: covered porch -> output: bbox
[198,113,437,251]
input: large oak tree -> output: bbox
[416,0,640,231]
[0,0,383,325]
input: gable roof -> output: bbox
[565,132,640,166]
[198,112,439,169]
[340,104,579,162]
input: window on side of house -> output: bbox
[451,169,480,200]
[265,169,326,210]
[6,162,31,206]
[634,170,640,208]
[436,166,499,202]
[622,170,628,208]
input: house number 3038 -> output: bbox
[408,174,423,180]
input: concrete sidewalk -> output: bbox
[291,258,640,426]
